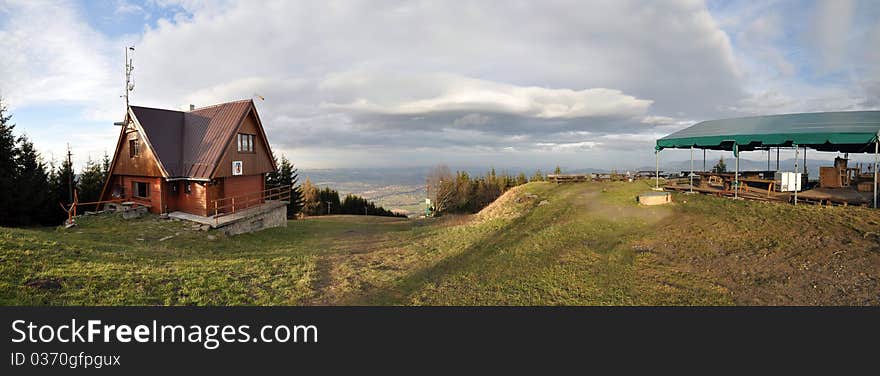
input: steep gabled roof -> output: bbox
[130,99,265,179]
[129,106,184,175]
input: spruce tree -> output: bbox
[101,152,111,179]
[14,135,54,225]
[78,158,105,208]
[275,156,304,217]
[0,98,17,226]
[266,153,280,187]
[530,169,544,182]
[51,156,77,209]
[287,161,304,216]
[516,172,528,186]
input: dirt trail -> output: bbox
[304,220,420,305]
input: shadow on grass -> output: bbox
[349,210,556,305]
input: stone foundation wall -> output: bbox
[218,204,288,236]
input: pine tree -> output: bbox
[51,155,77,209]
[78,158,105,208]
[530,169,544,182]
[14,135,54,225]
[266,153,280,187]
[101,152,111,178]
[0,98,17,226]
[288,161,303,216]
[275,156,304,217]
[278,156,292,185]
[554,165,562,175]
[515,172,528,186]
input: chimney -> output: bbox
[189,104,195,111]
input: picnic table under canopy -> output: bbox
[654,111,880,207]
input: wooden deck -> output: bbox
[666,180,874,206]
[797,187,872,206]
[547,174,592,183]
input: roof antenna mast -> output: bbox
[123,46,135,111]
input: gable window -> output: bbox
[132,181,149,198]
[237,133,255,153]
[129,139,140,157]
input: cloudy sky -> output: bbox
[1,0,878,171]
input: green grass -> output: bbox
[353,182,731,305]
[3,181,880,305]
[0,215,406,305]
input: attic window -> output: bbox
[237,133,255,153]
[129,139,140,157]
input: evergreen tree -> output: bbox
[101,152,111,179]
[51,155,77,209]
[515,172,528,186]
[455,171,472,211]
[530,169,544,182]
[288,163,303,216]
[78,158,105,208]
[554,165,562,175]
[265,153,280,187]
[317,187,341,215]
[275,156,304,217]
[0,98,17,226]
[13,135,55,225]
[277,156,292,186]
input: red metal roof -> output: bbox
[131,99,255,180]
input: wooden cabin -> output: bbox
[99,99,277,217]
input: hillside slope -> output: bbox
[2,181,879,305]
[336,181,880,305]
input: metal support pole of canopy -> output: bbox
[875,141,878,209]
[794,144,799,206]
[689,146,694,193]
[734,143,739,200]
[803,146,807,176]
[703,149,706,171]
[776,147,780,171]
[655,150,660,190]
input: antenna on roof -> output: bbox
[121,45,135,117]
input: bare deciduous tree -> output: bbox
[427,165,456,213]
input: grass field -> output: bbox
[2,180,879,305]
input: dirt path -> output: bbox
[303,218,424,305]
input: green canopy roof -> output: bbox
[656,111,880,153]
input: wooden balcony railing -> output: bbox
[210,185,291,218]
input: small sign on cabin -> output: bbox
[232,161,243,176]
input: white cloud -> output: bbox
[0,0,117,112]
[812,0,855,73]
[6,0,875,170]
[320,72,652,119]
[115,0,144,16]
